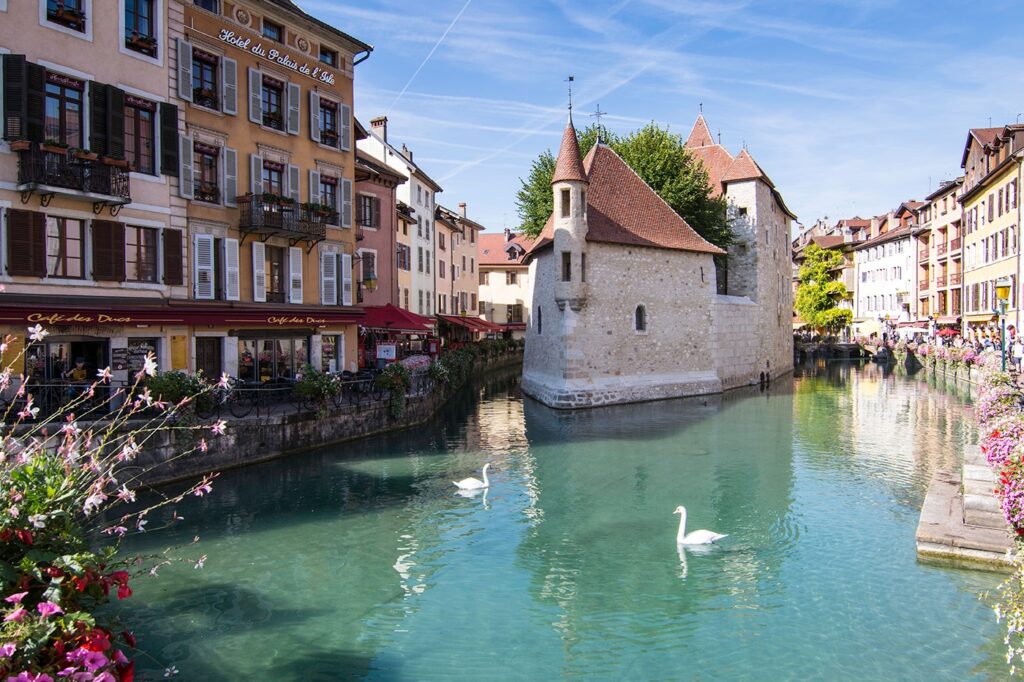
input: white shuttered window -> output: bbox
[289,247,303,304]
[224,238,240,301]
[194,234,214,300]
[252,241,266,302]
[320,251,337,305]
[340,253,353,306]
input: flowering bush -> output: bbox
[0,328,224,679]
[376,363,412,418]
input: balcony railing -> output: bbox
[950,272,962,285]
[15,143,130,206]
[936,275,947,287]
[919,248,929,260]
[238,194,330,244]
[920,280,930,291]
[937,242,948,255]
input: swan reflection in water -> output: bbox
[676,543,716,579]
[455,486,489,509]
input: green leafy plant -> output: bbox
[375,363,411,418]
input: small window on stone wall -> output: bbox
[635,305,647,332]
[537,306,542,334]
[561,252,572,282]
[561,188,571,218]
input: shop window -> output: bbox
[124,96,156,174]
[193,142,220,203]
[262,19,283,42]
[124,0,157,57]
[126,226,159,282]
[237,338,308,383]
[261,75,285,130]
[44,73,84,147]
[46,217,84,279]
[192,48,220,110]
[321,334,343,373]
[47,0,86,32]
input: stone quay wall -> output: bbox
[135,353,522,486]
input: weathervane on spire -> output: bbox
[591,103,607,143]
[565,75,574,112]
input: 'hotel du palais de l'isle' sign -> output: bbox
[218,29,336,86]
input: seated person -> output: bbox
[63,357,88,382]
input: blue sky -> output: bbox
[300,0,1024,233]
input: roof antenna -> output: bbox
[565,75,574,112]
[591,103,607,143]
[717,130,721,145]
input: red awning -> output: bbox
[361,304,434,334]
[0,302,364,328]
[439,315,503,333]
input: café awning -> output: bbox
[361,304,434,334]
[439,315,504,334]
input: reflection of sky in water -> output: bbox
[117,367,1006,680]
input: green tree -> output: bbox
[514,123,730,249]
[794,243,853,333]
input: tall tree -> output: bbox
[794,243,853,333]
[514,123,730,250]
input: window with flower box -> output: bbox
[320,176,337,215]
[44,72,83,147]
[124,96,156,174]
[47,0,86,32]
[124,0,157,57]
[261,75,284,130]
[192,48,219,110]
[319,99,338,147]
[193,142,220,203]
[262,160,284,195]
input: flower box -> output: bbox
[9,140,32,152]
[72,149,98,161]
[41,142,70,154]
[102,157,130,169]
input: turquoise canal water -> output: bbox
[120,363,1007,680]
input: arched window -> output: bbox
[537,306,542,334]
[634,305,646,332]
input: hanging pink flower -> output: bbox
[36,601,63,618]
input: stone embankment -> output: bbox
[135,353,522,486]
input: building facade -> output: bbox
[913,179,963,327]
[478,230,532,338]
[357,117,442,317]
[0,0,187,384]
[354,147,404,308]
[960,126,1023,335]
[170,0,370,378]
[435,202,481,316]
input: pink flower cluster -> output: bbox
[976,363,1024,532]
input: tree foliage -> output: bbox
[794,244,853,332]
[515,123,730,250]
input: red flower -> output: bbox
[121,631,136,648]
[0,529,11,542]
[117,583,132,600]
[15,529,32,545]
[82,628,111,652]
[118,660,135,682]
[109,571,130,585]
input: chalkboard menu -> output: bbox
[111,348,129,371]
[127,338,159,371]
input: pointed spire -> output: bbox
[685,114,714,149]
[552,113,588,185]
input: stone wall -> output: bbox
[134,353,522,486]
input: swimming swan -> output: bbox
[454,463,490,490]
[674,506,727,545]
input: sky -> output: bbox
[299,0,1024,233]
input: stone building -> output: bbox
[521,113,794,409]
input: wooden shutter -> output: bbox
[341,178,353,228]
[247,68,261,124]
[340,103,351,151]
[178,135,193,198]
[309,91,320,143]
[91,220,125,281]
[320,250,337,305]
[372,196,381,229]
[340,253,353,306]
[223,147,237,207]
[289,246,303,304]
[176,39,193,102]
[194,234,215,300]
[88,81,108,157]
[222,57,237,115]
[162,228,183,285]
[287,82,300,135]
[252,241,266,302]
[159,102,179,175]
[224,237,240,300]
[24,62,46,143]
[250,153,262,194]
[2,54,27,140]
[309,170,320,204]
[6,209,45,277]
[287,164,300,203]
[105,86,125,159]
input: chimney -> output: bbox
[400,143,412,162]
[504,227,512,242]
[370,116,387,143]
[458,202,467,218]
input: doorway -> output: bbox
[195,337,223,379]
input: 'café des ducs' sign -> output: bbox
[218,29,336,86]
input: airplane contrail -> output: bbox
[389,0,474,112]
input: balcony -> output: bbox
[14,142,130,212]
[949,237,962,253]
[936,275,947,287]
[937,242,948,256]
[919,248,929,260]
[920,280,930,291]
[238,194,331,247]
[950,272,962,285]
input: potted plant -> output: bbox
[71,147,98,161]
[127,31,157,51]
[261,191,279,205]
[321,130,338,146]
[102,156,130,169]
[41,139,69,154]
[262,111,283,128]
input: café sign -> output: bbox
[218,29,336,86]
[28,313,137,325]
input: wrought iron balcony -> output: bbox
[936,275,947,287]
[937,242,948,255]
[950,272,962,285]
[949,237,962,252]
[238,194,330,247]
[15,143,130,211]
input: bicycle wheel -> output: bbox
[194,392,219,420]
[228,390,256,418]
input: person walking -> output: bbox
[1014,337,1024,373]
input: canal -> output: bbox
[120,362,1007,680]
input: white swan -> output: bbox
[674,506,727,545]
[453,463,490,490]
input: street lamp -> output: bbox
[995,277,1012,371]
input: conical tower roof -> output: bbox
[551,114,588,185]
[685,114,714,148]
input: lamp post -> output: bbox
[996,277,1012,371]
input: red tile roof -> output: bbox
[531,144,724,256]
[479,232,534,266]
[551,115,588,185]
[722,149,771,185]
[854,224,912,250]
[687,145,734,198]
[685,114,715,148]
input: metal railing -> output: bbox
[16,145,130,201]
[937,242,948,255]
[919,248,929,260]
[1,380,124,423]
[238,195,330,240]
[936,275,947,287]
[950,272,962,285]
